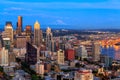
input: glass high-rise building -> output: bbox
[17,16,22,35]
[25,42,37,65]
[34,21,42,47]
[46,27,53,51]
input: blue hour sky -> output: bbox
[0,0,120,29]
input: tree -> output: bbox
[0,66,3,72]
[31,74,39,80]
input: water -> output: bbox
[101,45,120,60]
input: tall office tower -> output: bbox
[4,22,13,43]
[92,42,101,61]
[76,45,88,60]
[16,36,28,48]
[34,21,42,47]
[26,25,32,36]
[57,49,64,65]
[50,39,57,52]
[100,55,113,68]
[46,27,53,51]
[0,47,9,66]
[17,16,22,35]
[25,42,40,65]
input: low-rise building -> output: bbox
[74,69,93,80]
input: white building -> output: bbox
[76,45,88,60]
[0,47,9,66]
[4,22,13,43]
[36,61,44,75]
[74,69,93,80]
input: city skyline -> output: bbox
[1,1,120,79]
[0,0,120,29]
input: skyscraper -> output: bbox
[25,42,39,65]
[57,49,64,65]
[76,45,88,60]
[46,27,53,51]
[0,47,9,66]
[4,22,13,43]
[16,36,28,48]
[34,21,42,47]
[92,42,101,61]
[50,39,57,52]
[17,16,22,35]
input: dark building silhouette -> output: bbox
[6,22,12,26]
[0,35,3,48]
[25,42,37,65]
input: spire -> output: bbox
[34,20,40,29]
[35,20,39,24]
[47,27,51,33]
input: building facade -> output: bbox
[15,35,31,48]
[74,69,93,80]
[3,38,11,51]
[76,45,88,60]
[92,42,101,61]
[57,49,65,65]
[0,47,9,66]
[17,16,22,35]
[4,22,13,43]
[36,61,44,75]
[65,49,75,61]
[46,27,53,51]
[25,25,32,36]
[25,42,39,65]
[34,21,42,47]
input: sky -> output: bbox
[0,0,120,29]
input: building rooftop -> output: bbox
[3,37,10,40]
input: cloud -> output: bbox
[0,12,9,15]
[4,7,23,10]
[4,7,31,11]
[56,20,67,25]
